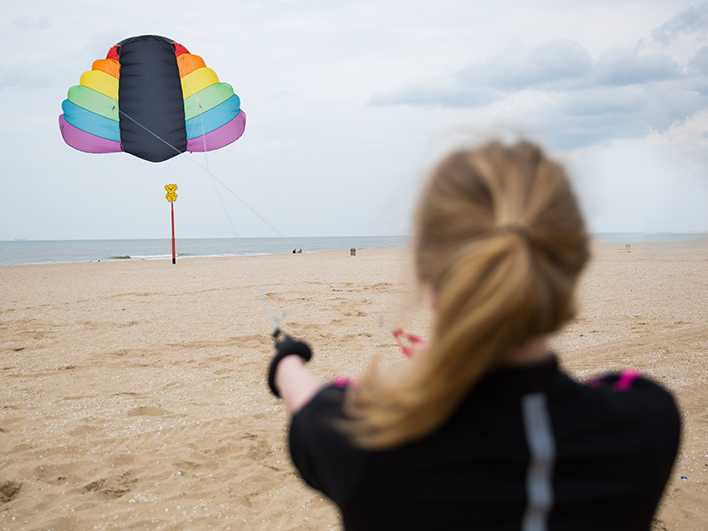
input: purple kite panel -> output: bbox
[187,111,246,152]
[59,115,122,154]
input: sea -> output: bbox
[1,233,705,267]
[0,236,411,267]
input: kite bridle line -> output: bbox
[119,109,280,332]
[118,109,419,351]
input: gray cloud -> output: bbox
[458,39,594,92]
[372,42,684,109]
[652,3,708,45]
[547,81,706,148]
[369,26,702,149]
[594,48,681,86]
[369,39,595,110]
[559,87,650,117]
[688,46,708,74]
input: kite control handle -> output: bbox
[392,328,424,358]
[268,336,313,398]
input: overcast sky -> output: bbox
[2,0,708,240]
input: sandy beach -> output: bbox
[1,240,707,530]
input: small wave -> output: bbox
[108,254,172,261]
[129,254,173,261]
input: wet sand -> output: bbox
[1,240,707,530]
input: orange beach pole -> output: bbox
[171,201,176,264]
[165,184,178,265]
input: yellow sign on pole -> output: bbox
[165,184,178,202]
[165,184,178,264]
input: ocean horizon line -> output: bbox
[0,235,411,267]
[4,231,708,243]
[2,233,706,267]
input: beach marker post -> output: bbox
[165,184,178,264]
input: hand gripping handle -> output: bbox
[268,336,313,398]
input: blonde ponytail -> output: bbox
[344,140,589,449]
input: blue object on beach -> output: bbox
[680,476,687,479]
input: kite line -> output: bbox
[122,107,420,349]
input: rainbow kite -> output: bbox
[59,35,246,163]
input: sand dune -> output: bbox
[1,241,707,530]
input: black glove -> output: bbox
[268,336,313,398]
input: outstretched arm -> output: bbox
[272,353,322,415]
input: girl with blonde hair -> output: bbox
[268,140,680,530]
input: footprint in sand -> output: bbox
[0,481,22,503]
[83,475,134,499]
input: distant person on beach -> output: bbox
[268,140,681,530]
[292,249,296,254]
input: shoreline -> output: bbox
[1,233,706,268]
[0,236,412,267]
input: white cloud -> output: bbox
[567,137,708,233]
[646,109,708,167]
